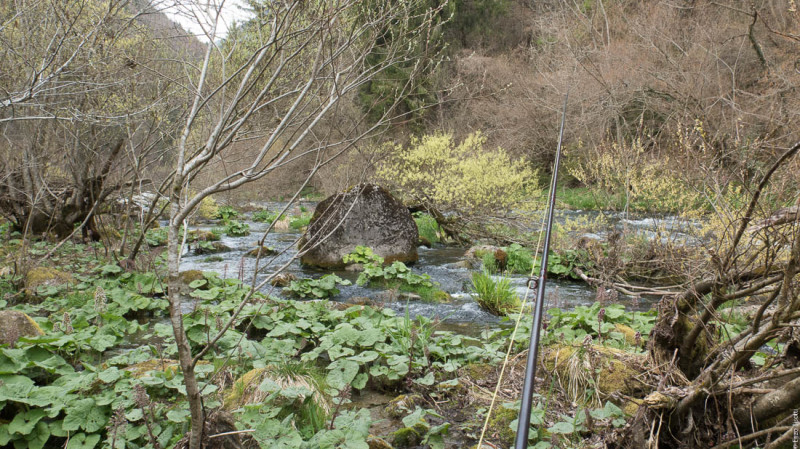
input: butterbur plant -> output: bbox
[133,384,163,449]
[285,274,352,299]
[62,311,73,334]
[215,205,239,222]
[94,286,107,314]
[224,220,250,237]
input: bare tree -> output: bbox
[0,0,179,244]
[614,141,800,448]
[160,1,446,447]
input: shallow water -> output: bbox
[178,203,662,330]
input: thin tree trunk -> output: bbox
[167,185,204,449]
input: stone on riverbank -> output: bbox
[299,184,418,269]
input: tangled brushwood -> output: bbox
[609,142,800,449]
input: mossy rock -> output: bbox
[459,363,496,385]
[367,437,394,449]
[246,246,277,258]
[484,405,517,447]
[25,267,74,290]
[395,283,450,303]
[543,344,645,403]
[224,368,265,409]
[189,230,220,242]
[179,270,205,285]
[0,310,45,346]
[391,421,429,448]
[350,296,375,306]
[432,290,451,303]
[454,260,476,269]
[464,245,501,260]
[270,273,297,287]
[614,323,639,345]
[384,394,423,419]
[623,401,640,416]
[418,237,433,248]
[194,242,230,255]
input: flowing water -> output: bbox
[177,203,676,334]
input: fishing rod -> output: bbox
[513,93,568,449]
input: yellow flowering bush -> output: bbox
[567,136,701,214]
[377,132,538,216]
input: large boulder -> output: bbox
[299,184,418,268]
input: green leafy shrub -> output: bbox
[345,246,448,302]
[144,227,168,247]
[538,249,593,280]
[215,205,239,221]
[545,303,656,349]
[506,243,533,274]
[470,270,520,316]
[224,220,250,237]
[284,274,352,299]
[343,245,383,265]
[253,209,284,223]
[358,261,433,288]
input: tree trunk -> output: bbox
[167,187,204,449]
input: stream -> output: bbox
[176,202,682,335]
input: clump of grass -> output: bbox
[470,270,520,316]
[557,186,617,210]
[482,251,497,273]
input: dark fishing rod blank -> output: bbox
[513,93,568,449]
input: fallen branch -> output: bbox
[574,268,681,297]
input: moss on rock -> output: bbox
[543,344,645,406]
[194,241,230,255]
[246,246,277,258]
[25,266,74,290]
[384,394,423,419]
[614,323,638,345]
[179,270,205,285]
[391,421,428,448]
[485,405,517,448]
[189,230,220,242]
[367,437,394,449]
[459,363,495,384]
[0,310,45,346]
